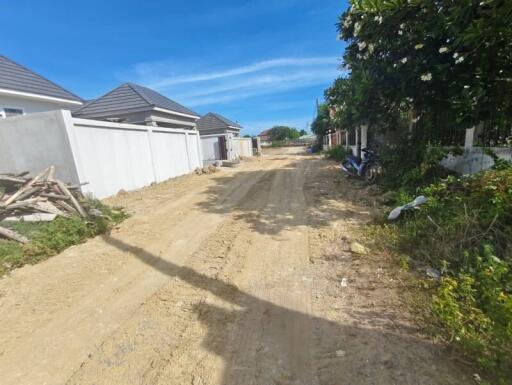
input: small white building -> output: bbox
[0,55,83,117]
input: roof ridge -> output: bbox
[211,112,241,128]
[74,83,152,114]
[0,55,83,102]
[208,112,227,125]
[125,83,155,107]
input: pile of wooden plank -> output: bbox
[0,166,88,243]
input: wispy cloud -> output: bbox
[145,57,338,89]
[128,56,342,107]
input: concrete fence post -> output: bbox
[355,127,360,158]
[465,126,475,149]
[361,124,368,151]
[184,132,193,172]
[146,125,159,183]
[195,132,204,168]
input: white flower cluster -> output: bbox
[439,46,449,53]
[421,73,432,81]
[343,15,352,29]
[354,22,361,37]
[374,15,383,24]
[358,41,367,51]
[401,57,408,64]
[453,52,465,64]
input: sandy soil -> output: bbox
[0,148,472,385]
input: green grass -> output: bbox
[0,199,128,277]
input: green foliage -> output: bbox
[0,201,128,276]
[485,149,512,171]
[379,144,460,193]
[268,126,301,141]
[325,146,350,162]
[327,0,512,143]
[380,168,512,378]
[270,141,286,148]
[311,103,332,139]
[432,246,512,374]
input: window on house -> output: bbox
[0,108,24,118]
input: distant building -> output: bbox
[258,129,272,145]
[196,112,242,136]
[73,82,200,129]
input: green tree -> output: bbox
[329,0,512,139]
[268,126,301,141]
[299,129,308,136]
[311,103,332,139]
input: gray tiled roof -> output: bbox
[0,55,83,103]
[73,83,199,117]
[197,112,242,132]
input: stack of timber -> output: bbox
[0,166,88,243]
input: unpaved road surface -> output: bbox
[0,148,471,385]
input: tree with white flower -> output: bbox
[325,0,512,145]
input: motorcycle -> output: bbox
[340,148,381,183]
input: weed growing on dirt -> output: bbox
[372,167,512,381]
[0,200,128,276]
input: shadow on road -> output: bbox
[195,156,368,236]
[103,235,469,385]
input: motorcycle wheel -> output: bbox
[364,163,381,184]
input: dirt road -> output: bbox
[0,148,471,385]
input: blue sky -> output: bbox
[1,0,348,135]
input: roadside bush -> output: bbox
[379,168,512,379]
[432,245,512,374]
[270,141,286,148]
[379,144,462,193]
[0,200,128,276]
[325,145,349,162]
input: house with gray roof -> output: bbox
[196,112,242,136]
[73,83,200,129]
[0,55,83,118]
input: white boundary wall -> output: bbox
[232,137,253,158]
[200,133,252,164]
[0,110,203,198]
[201,134,223,164]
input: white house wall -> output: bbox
[0,94,78,115]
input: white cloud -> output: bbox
[145,57,339,88]
[128,56,342,107]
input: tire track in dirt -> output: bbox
[0,150,472,385]
[0,157,285,385]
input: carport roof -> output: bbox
[73,82,200,118]
[197,112,242,131]
[0,55,83,103]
